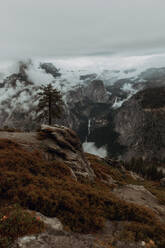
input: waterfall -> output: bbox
[88,119,91,136]
[85,119,91,142]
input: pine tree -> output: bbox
[36,83,64,125]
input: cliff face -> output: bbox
[64,80,112,140]
[115,87,165,161]
[2,61,165,162]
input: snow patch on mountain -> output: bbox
[112,98,127,109]
[46,52,165,85]
[0,52,165,121]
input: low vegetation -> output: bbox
[0,139,164,247]
[122,221,165,248]
[0,204,45,248]
[124,158,164,180]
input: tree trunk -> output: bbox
[49,95,52,125]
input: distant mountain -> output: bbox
[1,55,165,162]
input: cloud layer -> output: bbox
[0,0,165,59]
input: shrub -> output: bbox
[86,153,125,183]
[0,204,45,248]
[124,158,164,181]
[122,222,165,247]
[0,139,164,247]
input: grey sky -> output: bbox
[0,0,165,59]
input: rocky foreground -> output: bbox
[0,125,164,248]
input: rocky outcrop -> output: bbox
[39,125,95,180]
[0,125,95,181]
[13,217,148,248]
[13,211,94,248]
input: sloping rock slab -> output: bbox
[113,184,165,220]
[40,125,95,180]
[13,232,94,248]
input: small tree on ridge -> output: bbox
[37,83,64,125]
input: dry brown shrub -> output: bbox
[0,139,165,247]
[86,153,125,183]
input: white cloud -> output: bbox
[0,0,165,59]
[83,142,107,158]
[26,64,54,86]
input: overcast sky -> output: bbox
[0,0,165,59]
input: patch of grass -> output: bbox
[122,221,165,247]
[0,204,45,248]
[86,153,125,183]
[140,181,165,205]
[94,239,115,248]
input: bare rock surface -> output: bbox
[128,171,144,181]
[14,232,95,248]
[113,184,165,220]
[13,211,94,248]
[27,211,64,231]
[13,213,145,248]
[93,221,148,248]
[115,87,165,161]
